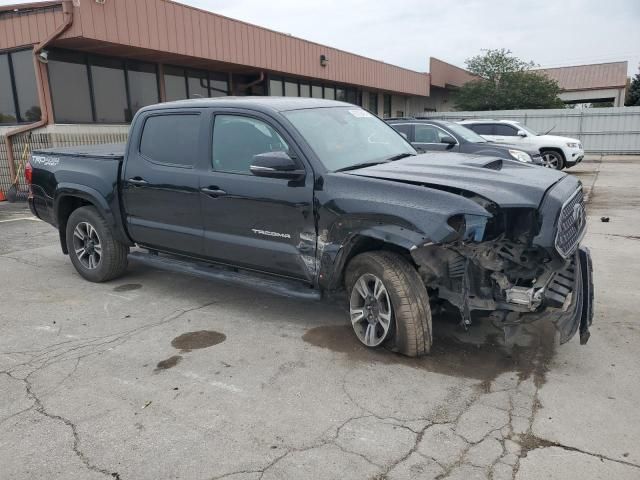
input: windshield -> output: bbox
[442,122,487,143]
[516,123,539,136]
[282,107,416,171]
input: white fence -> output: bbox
[418,106,640,154]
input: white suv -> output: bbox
[458,119,584,170]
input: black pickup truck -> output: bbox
[27,97,593,356]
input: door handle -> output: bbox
[128,177,148,186]
[201,186,227,197]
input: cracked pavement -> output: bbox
[1,157,639,479]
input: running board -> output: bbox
[128,251,321,301]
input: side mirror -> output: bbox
[399,132,408,140]
[517,130,527,137]
[250,151,305,180]
[440,135,456,145]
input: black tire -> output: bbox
[541,150,565,170]
[345,251,432,357]
[65,206,129,282]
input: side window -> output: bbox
[468,123,493,135]
[494,124,518,136]
[212,115,289,175]
[139,114,201,166]
[391,124,412,140]
[414,124,441,143]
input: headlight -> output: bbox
[508,149,532,163]
[566,142,579,148]
[447,214,488,242]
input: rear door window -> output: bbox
[467,123,494,135]
[212,115,289,174]
[494,124,518,136]
[139,114,201,166]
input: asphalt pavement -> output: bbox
[0,157,638,480]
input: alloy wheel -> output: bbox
[72,221,102,269]
[542,152,559,168]
[349,273,393,347]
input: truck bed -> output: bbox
[32,143,126,160]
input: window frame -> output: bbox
[0,47,39,125]
[207,109,308,177]
[137,111,202,169]
[210,112,295,176]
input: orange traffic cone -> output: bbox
[0,190,6,202]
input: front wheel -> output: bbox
[541,150,565,170]
[345,251,432,357]
[66,206,129,282]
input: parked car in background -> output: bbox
[458,119,584,170]
[26,98,593,357]
[386,119,543,165]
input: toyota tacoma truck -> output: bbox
[26,97,593,357]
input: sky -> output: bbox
[2,0,638,75]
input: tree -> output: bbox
[453,49,565,111]
[625,65,640,106]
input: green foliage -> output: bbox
[625,66,640,106]
[454,49,565,111]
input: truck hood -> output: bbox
[344,152,566,208]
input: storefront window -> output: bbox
[300,84,310,97]
[0,49,41,124]
[383,94,392,118]
[127,61,159,116]
[0,55,17,123]
[48,50,93,123]
[90,56,128,123]
[187,70,209,99]
[209,72,229,97]
[164,66,188,101]
[323,87,335,100]
[311,85,323,98]
[284,80,298,97]
[269,77,283,96]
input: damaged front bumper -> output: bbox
[543,247,594,344]
[495,246,594,345]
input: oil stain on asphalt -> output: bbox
[302,316,556,385]
[113,283,142,292]
[155,331,226,373]
[171,330,227,353]
[154,355,182,372]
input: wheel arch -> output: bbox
[540,147,566,161]
[55,184,131,254]
[319,223,427,292]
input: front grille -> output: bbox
[555,188,587,258]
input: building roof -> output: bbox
[0,0,430,97]
[536,61,628,91]
[429,58,476,89]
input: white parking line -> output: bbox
[0,216,41,223]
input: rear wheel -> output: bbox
[345,251,432,357]
[541,150,564,170]
[66,206,129,282]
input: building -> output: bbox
[535,61,628,107]
[426,57,476,112]
[0,0,443,193]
